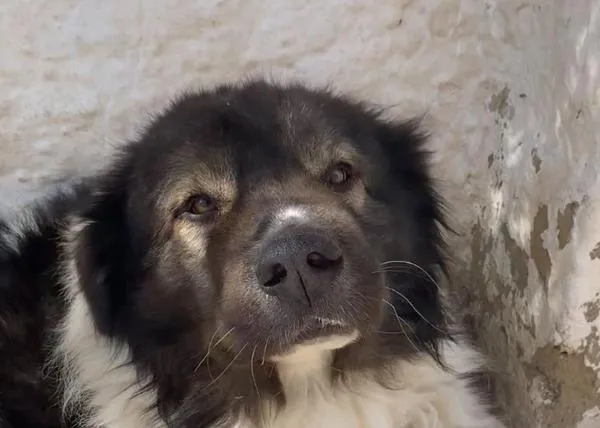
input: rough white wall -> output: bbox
[1,1,599,426]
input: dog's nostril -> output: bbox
[306,252,341,270]
[263,263,287,287]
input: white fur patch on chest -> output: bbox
[232,335,505,428]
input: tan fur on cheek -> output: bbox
[345,182,367,210]
[219,257,259,314]
[175,222,208,258]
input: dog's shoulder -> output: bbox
[0,186,86,294]
[0,185,87,427]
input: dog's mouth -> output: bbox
[265,315,359,362]
[292,316,355,343]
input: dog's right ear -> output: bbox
[74,166,139,337]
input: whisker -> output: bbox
[374,266,425,272]
[194,330,219,373]
[375,266,430,279]
[378,260,441,291]
[261,337,271,366]
[385,287,446,334]
[381,299,415,334]
[374,265,428,274]
[194,326,236,372]
[207,343,248,387]
[250,345,260,398]
[381,299,420,353]
[373,268,431,283]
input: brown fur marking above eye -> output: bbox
[299,140,363,177]
[156,160,238,217]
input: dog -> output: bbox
[0,79,506,427]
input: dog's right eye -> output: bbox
[324,162,356,191]
[185,194,217,216]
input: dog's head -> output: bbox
[73,79,449,411]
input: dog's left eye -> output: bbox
[325,162,355,189]
[185,194,217,216]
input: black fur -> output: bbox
[0,192,86,427]
[0,79,461,427]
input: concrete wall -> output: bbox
[1,1,599,426]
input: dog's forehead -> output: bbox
[140,86,376,203]
[177,137,362,189]
[169,114,356,174]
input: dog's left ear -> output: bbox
[374,118,449,267]
[376,119,449,242]
[374,118,452,352]
[74,168,139,337]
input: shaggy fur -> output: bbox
[0,79,506,427]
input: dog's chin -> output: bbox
[266,316,360,360]
[294,317,355,342]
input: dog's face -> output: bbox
[75,81,447,390]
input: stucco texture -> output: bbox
[1,1,599,426]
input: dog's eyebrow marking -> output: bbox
[302,139,362,173]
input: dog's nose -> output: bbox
[256,226,343,305]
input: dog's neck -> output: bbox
[271,331,360,396]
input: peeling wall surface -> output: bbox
[1,1,599,426]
